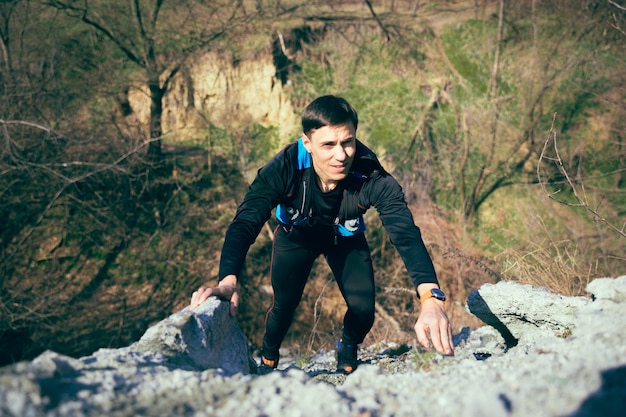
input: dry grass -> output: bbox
[499,239,596,297]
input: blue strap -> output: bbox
[297,137,311,169]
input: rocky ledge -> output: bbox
[1,276,625,417]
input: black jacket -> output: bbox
[218,139,438,290]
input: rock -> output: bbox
[1,277,625,417]
[0,297,252,417]
[453,325,507,360]
[466,280,590,346]
[130,297,251,374]
[586,276,626,302]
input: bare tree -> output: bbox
[537,114,626,239]
[461,0,507,221]
[40,0,258,159]
[364,0,391,41]
[0,113,231,364]
[393,0,625,234]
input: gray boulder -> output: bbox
[466,280,590,346]
[586,275,626,302]
[130,296,251,374]
[1,276,625,417]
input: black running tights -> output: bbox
[261,225,375,359]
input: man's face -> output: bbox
[302,123,356,184]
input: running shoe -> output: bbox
[336,338,358,374]
[257,355,278,375]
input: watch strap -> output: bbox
[420,290,435,303]
[419,288,446,303]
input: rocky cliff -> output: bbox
[127,51,299,144]
[2,277,625,417]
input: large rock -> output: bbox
[586,275,626,302]
[130,297,250,374]
[466,280,590,346]
[1,277,625,417]
[0,297,252,417]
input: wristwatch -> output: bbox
[419,288,446,303]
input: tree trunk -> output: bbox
[464,0,506,221]
[147,79,163,159]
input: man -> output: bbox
[190,95,453,374]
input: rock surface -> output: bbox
[130,297,250,374]
[2,277,626,417]
[466,280,589,346]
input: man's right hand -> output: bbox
[190,274,239,316]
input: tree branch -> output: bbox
[608,0,626,12]
[537,113,626,239]
[363,0,391,42]
[43,0,145,67]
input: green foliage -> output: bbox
[551,70,608,134]
[406,347,439,371]
[347,79,418,158]
[187,122,279,174]
[247,124,281,166]
[289,30,426,160]
[471,186,527,253]
[440,22,492,96]
[299,60,336,96]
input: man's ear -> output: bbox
[301,133,312,153]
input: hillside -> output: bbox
[1,0,624,367]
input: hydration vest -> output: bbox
[275,137,372,238]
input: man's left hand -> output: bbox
[414,298,454,356]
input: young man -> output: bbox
[190,95,453,374]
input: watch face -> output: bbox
[431,288,446,301]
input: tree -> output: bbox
[1,0,269,364]
[538,114,626,240]
[404,0,625,228]
[528,1,625,244]
[41,0,260,159]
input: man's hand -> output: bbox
[414,284,454,356]
[190,274,239,316]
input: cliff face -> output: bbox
[2,276,626,417]
[127,51,299,144]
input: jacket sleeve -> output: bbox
[365,171,439,291]
[218,145,294,280]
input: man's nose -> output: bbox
[334,145,347,161]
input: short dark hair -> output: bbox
[301,95,358,136]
